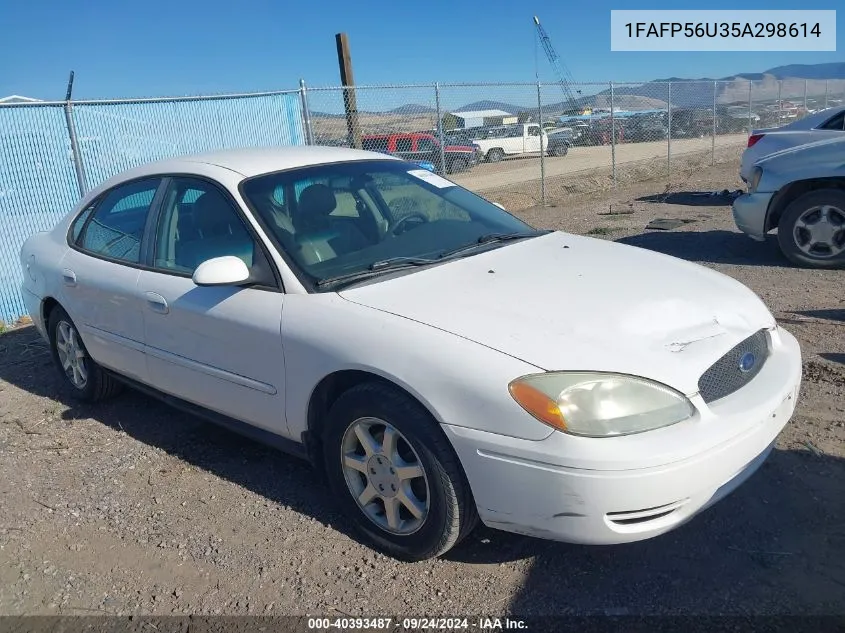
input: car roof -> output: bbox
[78,146,401,209]
[121,146,399,180]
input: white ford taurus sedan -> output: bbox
[19,147,802,561]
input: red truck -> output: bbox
[361,132,480,174]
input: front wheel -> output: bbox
[486,148,504,163]
[777,189,845,268]
[447,157,468,173]
[48,307,123,401]
[322,382,478,561]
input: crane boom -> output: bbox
[533,16,581,114]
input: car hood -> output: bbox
[340,232,776,396]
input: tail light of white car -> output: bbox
[747,134,765,147]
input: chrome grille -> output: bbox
[698,330,769,404]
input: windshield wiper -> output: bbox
[315,257,438,289]
[369,256,439,270]
[438,229,553,260]
[314,230,552,290]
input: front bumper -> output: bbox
[732,192,774,241]
[444,327,802,545]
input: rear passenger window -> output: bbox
[80,179,160,264]
[395,137,412,152]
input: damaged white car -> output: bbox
[19,147,802,561]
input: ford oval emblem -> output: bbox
[739,351,756,373]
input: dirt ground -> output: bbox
[0,160,843,617]
[452,133,748,193]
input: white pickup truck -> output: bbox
[468,123,567,162]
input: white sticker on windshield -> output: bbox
[407,169,456,189]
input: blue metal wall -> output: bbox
[0,91,305,325]
[0,105,81,325]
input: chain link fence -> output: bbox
[0,90,305,324]
[301,78,845,210]
[1,78,844,324]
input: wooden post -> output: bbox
[335,33,362,149]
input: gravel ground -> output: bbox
[0,160,843,617]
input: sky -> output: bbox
[1,0,842,102]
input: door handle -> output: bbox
[61,269,77,287]
[145,292,169,314]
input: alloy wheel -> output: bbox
[55,320,88,389]
[340,417,430,535]
[792,204,845,259]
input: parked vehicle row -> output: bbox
[548,106,767,147]
[733,106,845,268]
[361,133,480,175]
[362,124,574,169]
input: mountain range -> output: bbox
[664,62,845,82]
[313,63,845,117]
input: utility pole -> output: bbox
[335,33,362,149]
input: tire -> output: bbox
[322,382,479,561]
[486,148,504,163]
[777,189,845,269]
[447,157,468,174]
[48,306,123,402]
[550,144,568,157]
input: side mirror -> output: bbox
[192,256,251,287]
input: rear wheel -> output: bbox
[322,382,478,561]
[448,157,468,173]
[486,148,504,163]
[550,144,568,157]
[48,307,122,402]
[777,189,845,268]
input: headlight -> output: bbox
[508,372,695,437]
[749,166,763,193]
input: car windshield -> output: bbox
[240,159,537,289]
